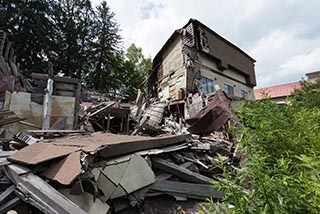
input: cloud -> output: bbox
[250,27,320,87]
[140,2,164,20]
[92,0,320,88]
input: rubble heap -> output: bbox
[0,89,242,214]
[0,31,244,214]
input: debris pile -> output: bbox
[0,90,240,213]
[0,30,244,213]
[0,130,239,213]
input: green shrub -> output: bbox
[207,90,320,213]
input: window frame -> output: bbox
[200,76,214,93]
[224,84,234,96]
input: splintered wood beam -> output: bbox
[42,78,53,130]
[152,157,213,184]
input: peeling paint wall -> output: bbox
[158,37,186,101]
[3,92,75,137]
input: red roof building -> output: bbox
[254,81,301,100]
[254,72,319,104]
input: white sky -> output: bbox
[92,0,320,88]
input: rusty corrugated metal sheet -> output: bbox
[187,90,238,134]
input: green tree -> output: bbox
[85,0,121,91]
[0,0,54,75]
[292,78,320,108]
[121,43,152,101]
[51,0,94,78]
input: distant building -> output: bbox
[148,18,256,117]
[254,71,319,104]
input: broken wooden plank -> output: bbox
[0,30,6,54]
[184,156,209,169]
[4,164,87,214]
[0,109,14,115]
[152,158,213,184]
[31,73,80,84]
[0,158,11,166]
[136,143,189,156]
[42,78,53,130]
[0,117,25,126]
[89,102,115,117]
[19,121,42,129]
[0,151,15,158]
[149,180,224,200]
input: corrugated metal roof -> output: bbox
[254,81,301,100]
[254,78,318,100]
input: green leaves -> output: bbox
[208,83,320,213]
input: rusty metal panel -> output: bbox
[187,90,238,134]
[8,142,79,165]
[51,132,190,157]
[41,151,82,185]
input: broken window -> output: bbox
[224,84,234,96]
[199,29,209,53]
[200,76,214,93]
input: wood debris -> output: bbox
[0,30,244,213]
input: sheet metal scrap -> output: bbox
[187,89,239,134]
[7,133,190,186]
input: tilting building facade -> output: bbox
[149,19,256,117]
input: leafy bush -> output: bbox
[207,86,320,213]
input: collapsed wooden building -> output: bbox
[0,19,254,213]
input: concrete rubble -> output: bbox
[0,30,244,214]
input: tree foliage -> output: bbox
[51,0,94,79]
[207,81,320,213]
[0,0,54,75]
[121,44,152,101]
[85,0,121,90]
[0,0,150,101]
